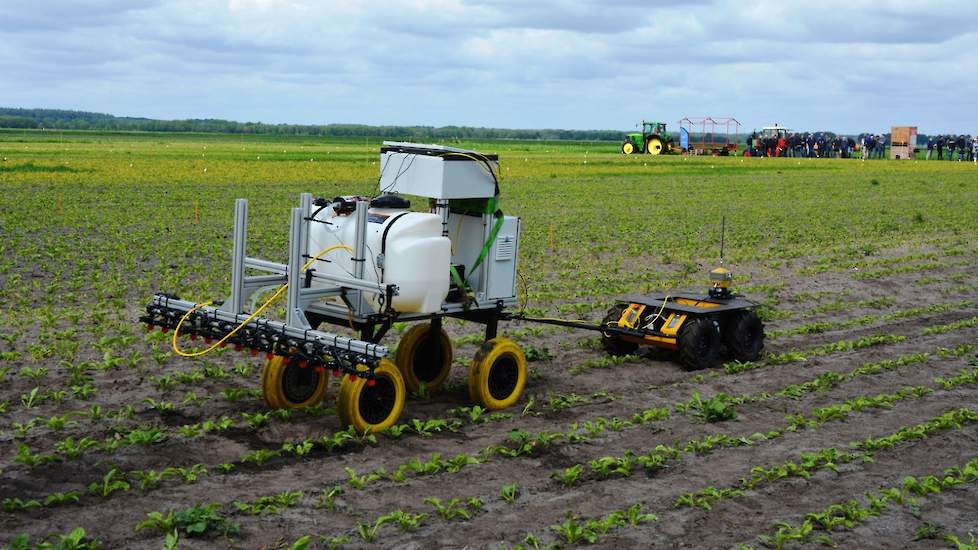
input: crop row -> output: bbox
[748,454,978,549]
[344,344,976,494]
[765,298,978,340]
[2,407,513,512]
[1,311,972,529]
[555,357,978,489]
[509,405,978,550]
[676,407,978,510]
[4,330,973,526]
[8,310,947,476]
[2,265,973,435]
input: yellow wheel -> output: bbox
[336,359,405,432]
[395,323,453,394]
[646,137,664,155]
[621,141,635,154]
[261,355,328,409]
[467,337,527,411]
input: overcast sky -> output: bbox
[1,0,976,133]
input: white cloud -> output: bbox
[0,0,976,132]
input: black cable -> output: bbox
[376,153,393,187]
[380,153,418,195]
[364,243,382,286]
[389,154,418,192]
[379,153,408,194]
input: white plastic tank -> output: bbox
[307,200,450,314]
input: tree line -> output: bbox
[0,108,623,141]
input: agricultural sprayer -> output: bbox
[141,142,764,432]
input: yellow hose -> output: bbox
[171,244,353,358]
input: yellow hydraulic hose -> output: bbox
[171,244,353,358]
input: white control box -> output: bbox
[447,213,520,302]
[485,216,520,300]
[379,141,498,199]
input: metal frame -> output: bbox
[142,192,517,373]
[677,117,742,154]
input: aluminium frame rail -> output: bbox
[141,192,521,370]
[140,194,394,371]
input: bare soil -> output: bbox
[2,246,978,549]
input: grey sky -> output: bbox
[1,0,975,133]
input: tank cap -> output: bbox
[370,193,411,209]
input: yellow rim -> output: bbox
[336,359,405,433]
[647,138,663,155]
[395,323,453,394]
[261,355,328,409]
[467,337,526,411]
[622,142,634,154]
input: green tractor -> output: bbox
[622,120,673,155]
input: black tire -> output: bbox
[395,323,453,393]
[678,317,722,370]
[724,310,765,361]
[600,304,639,357]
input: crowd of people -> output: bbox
[859,134,888,159]
[745,132,860,158]
[743,131,977,162]
[924,135,977,162]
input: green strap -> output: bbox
[449,265,466,292]
[469,210,505,277]
[450,264,478,309]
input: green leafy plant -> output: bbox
[945,532,978,550]
[21,387,42,408]
[144,398,175,414]
[355,521,381,542]
[467,496,485,511]
[3,497,41,512]
[240,448,281,466]
[410,417,450,436]
[123,426,167,445]
[241,410,271,428]
[234,490,303,515]
[376,509,427,532]
[384,424,409,439]
[676,392,738,422]
[913,522,942,541]
[163,530,179,550]
[500,483,520,503]
[282,439,315,458]
[424,497,471,521]
[55,436,98,460]
[550,514,597,545]
[201,416,233,433]
[551,463,583,487]
[7,527,102,550]
[345,467,381,489]
[317,485,344,511]
[88,467,130,497]
[15,443,62,468]
[136,503,239,538]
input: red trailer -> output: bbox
[677,117,741,155]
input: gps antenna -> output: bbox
[719,216,726,266]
